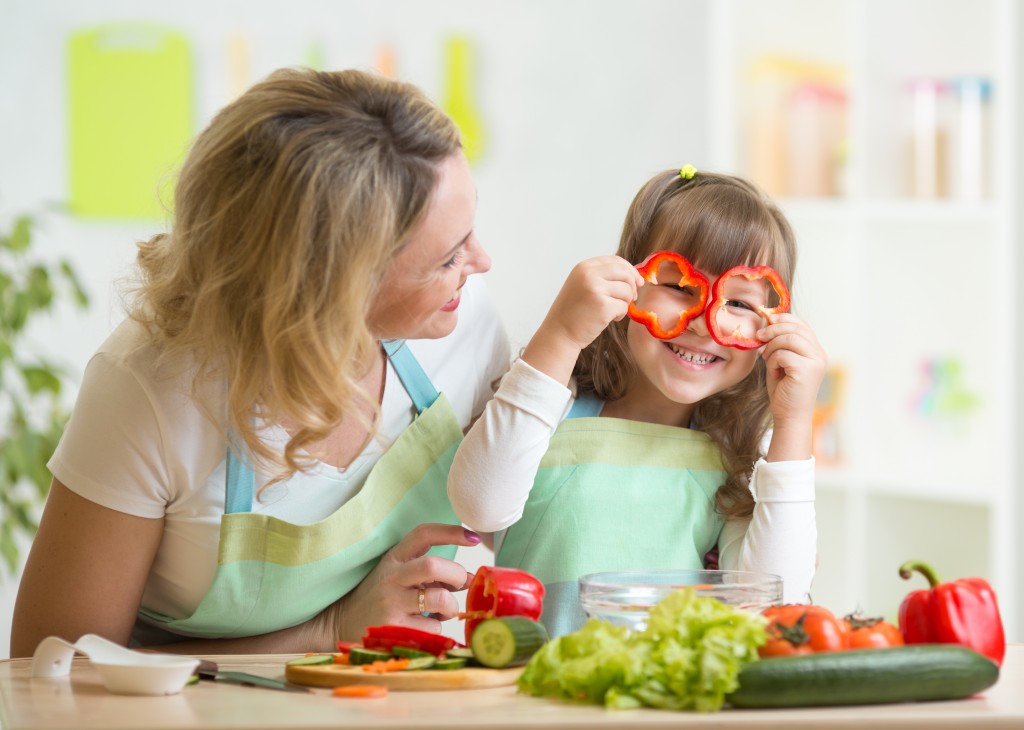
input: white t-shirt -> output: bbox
[448,358,817,603]
[49,276,511,621]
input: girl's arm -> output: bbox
[717,458,817,603]
[448,256,642,532]
[448,358,573,531]
[719,312,825,603]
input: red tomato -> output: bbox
[759,604,851,657]
[844,614,904,649]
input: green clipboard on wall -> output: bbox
[68,23,194,220]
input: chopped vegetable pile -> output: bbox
[517,588,767,712]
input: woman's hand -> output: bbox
[523,256,643,385]
[758,313,828,462]
[330,523,482,643]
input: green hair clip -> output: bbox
[679,164,698,180]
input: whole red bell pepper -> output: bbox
[626,251,710,340]
[705,265,790,350]
[898,560,1006,666]
[462,566,544,643]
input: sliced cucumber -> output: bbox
[286,654,334,666]
[470,617,549,669]
[348,647,393,665]
[403,656,437,670]
[445,647,475,660]
[432,657,468,670]
[392,646,434,659]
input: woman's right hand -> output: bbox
[523,256,643,385]
[329,523,483,643]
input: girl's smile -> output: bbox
[664,340,721,368]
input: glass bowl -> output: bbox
[578,569,783,632]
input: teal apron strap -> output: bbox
[567,391,604,419]
[382,339,439,414]
[224,437,254,515]
[224,341,439,514]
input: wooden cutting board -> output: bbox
[285,663,523,691]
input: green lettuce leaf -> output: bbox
[517,588,767,712]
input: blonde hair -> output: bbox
[574,169,797,518]
[130,67,461,479]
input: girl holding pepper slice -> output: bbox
[449,167,827,636]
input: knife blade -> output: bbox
[195,659,311,693]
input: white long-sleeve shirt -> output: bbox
[449,358,817,603]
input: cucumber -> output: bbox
[392,646,435,659]
[432,657,468,670]
[444,647,481,667]
[348,647,393,665]
[728,645,999,708]
[469,617,549,669]
[286,654,334,666]
[403,656,437,670]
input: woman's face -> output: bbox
[370,152,491,340]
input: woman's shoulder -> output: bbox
[82,318,220,419]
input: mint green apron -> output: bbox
[496,393,727,637]
[136,340,462,640]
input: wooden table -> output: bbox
[2,646,1022,729]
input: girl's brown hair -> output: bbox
[574,169,797,518]
[130,67,461,479]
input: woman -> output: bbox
[11,68,510,656]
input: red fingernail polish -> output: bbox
[464,529,481,544]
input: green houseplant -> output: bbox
[0,212,89,574]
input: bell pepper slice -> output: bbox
[626,251,710,340]
[462,566,545,643]
[704,265,790,350]
[361,625,457,656]
[898,560,1006,666]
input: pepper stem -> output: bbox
[898,560,942,587]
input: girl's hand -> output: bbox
[757,313,827,462]
[330,523,482,643]
[523,256,643,385]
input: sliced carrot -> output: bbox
[332,685,388,698]
[362,657,410,673]
[333,653,351,665]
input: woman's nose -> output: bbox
[464,234,492,275]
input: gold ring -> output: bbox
[417,588,426,614]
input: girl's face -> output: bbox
[621,264,765,427]
[370,152,491,340]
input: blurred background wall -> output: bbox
[1,0,1020,657]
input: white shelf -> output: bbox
[711,0,1018,637]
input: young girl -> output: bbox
[448,167,825,636]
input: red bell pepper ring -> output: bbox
[360,625,457,656]
[462,566,545,643]
[898,560,1006,666]
[626,251,710,340]
[705,265,790,350]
